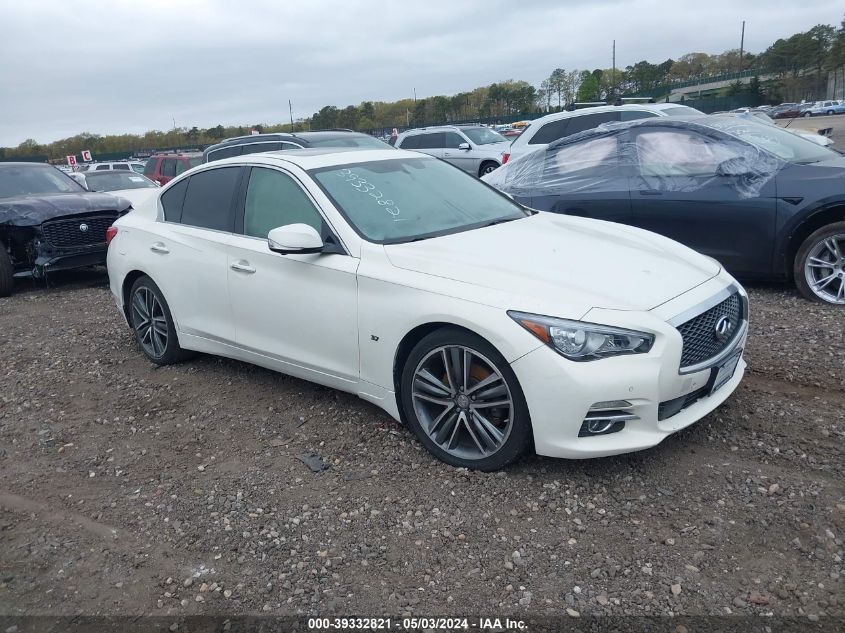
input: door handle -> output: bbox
[150,242,169,254]
[230,260,256,274]
[638,190,663,196]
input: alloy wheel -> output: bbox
[131,287,169,357]
[411,345,513,460]
[804,234,845,304]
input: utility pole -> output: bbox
[739,21,745,73]
[612,40,616,100]
[289,100,294,132]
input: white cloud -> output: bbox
[0,0,841,145]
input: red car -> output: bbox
[771,104,801,119]
[142,153,202,186]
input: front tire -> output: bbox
[399,328,532,471]
[479,161,499,178]
[794,221,845,305]
[128,276,193,364]
[803,111,812,117]
[0,246,13,298]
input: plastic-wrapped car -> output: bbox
[484,115,845,305]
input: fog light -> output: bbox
[587,419,616,434]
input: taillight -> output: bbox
[502,153,510,164]
[106,226,118,245]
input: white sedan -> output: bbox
[106,148,748,471]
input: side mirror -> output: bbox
[267,224,324,255]
[715,157,752,177]
[458,142,471,150]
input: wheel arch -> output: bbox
[785,203,845,279]
[478,160,500,178]
[392,322,478,394]
[121,269,153,323]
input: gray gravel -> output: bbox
[0,271,842,621]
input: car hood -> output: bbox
[0,192,131,227]
[384,212,720,314]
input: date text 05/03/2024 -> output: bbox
[307,617,528,630]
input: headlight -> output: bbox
[508,311,654,361]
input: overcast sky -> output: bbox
[1,0,841,147]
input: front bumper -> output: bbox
[33,244,109,277]
[512,277,747,459]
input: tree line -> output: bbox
[3,16,843,161]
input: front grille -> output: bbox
[41,214,118,248]
[677,292,743,369]
[658,386,709,421]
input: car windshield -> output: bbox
[462,127,507,145]
[310,157,528,243]
[84,172,156,192]
[0,165,85,198]
[702,117,838,163]
[305,135,388,148]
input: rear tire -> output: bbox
[827,110,835,116]
[479,161,499,178]
[803,111,812,117]
[793,221,845,305]
[399,327,532,471]
[0,246,13,298]
[128,276,193,364]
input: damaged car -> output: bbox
[0,162,131,297]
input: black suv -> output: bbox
[202,131,390,163]
[0,163,130,296]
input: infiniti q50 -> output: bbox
[107,148,748,470]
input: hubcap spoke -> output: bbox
[414,369,453,397]
[412,345,514,461]
[133,288,168,357]
[804,234,845,305]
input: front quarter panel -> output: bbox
[355,243,544,417]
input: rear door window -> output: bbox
[399,135,420,150]
[565,112,619,136]
[161,159,178,178]
[144,157,158,177]
[160,179,189,222]
[529,119,570,144]
[416,133,444,149]
[179,167,241,231]
[208,146,242,161]
[240,142,282,156]
[112,164,130,170]
[95,164,111,171]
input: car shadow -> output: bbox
[10,267,109,297]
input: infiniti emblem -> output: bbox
[79,223,89,233]
[714,315,733,342]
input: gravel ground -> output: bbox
[0,271,843,627]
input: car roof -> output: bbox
[150,152,201,158]
[528,103,696,125]
[0,161,54,167]
[398,125,486,136]
[203,147,423,170]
